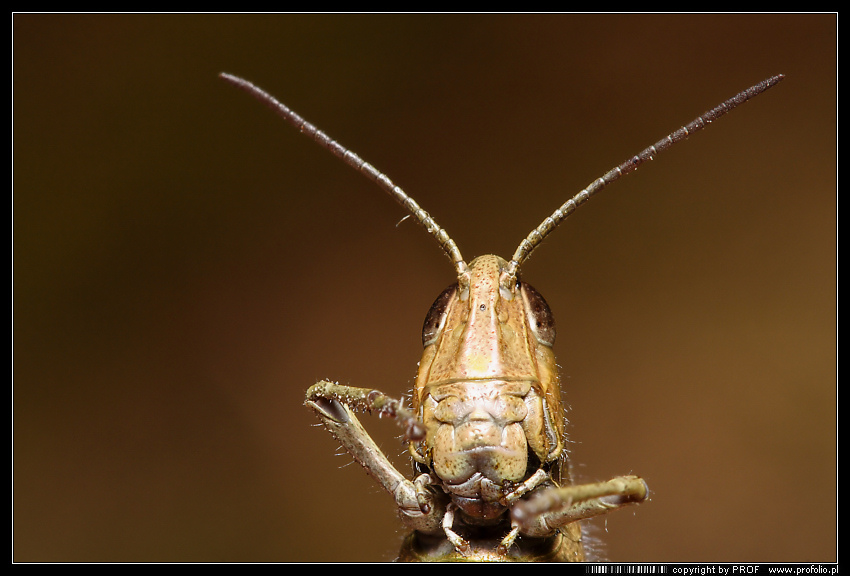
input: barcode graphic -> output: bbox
[587,566,668,573]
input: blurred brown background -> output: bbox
[14,14,835,562]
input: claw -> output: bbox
[305,396,350,424]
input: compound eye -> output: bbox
[422,284,457,347]
[521,282,555,346]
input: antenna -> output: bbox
[500,74,785,285]
[219,72,469,279]
[221,72,784,292]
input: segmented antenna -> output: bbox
[219,73,468,278]
[501,74,784,284]
[222,72,783,291]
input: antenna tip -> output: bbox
[219,72,239,83]
[764,74,786,88]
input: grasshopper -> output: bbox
[221,72,783,561]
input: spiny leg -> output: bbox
[305,380,443,534]
[441,503,471,556]
[307,380,425,441]
[511,475,648,538]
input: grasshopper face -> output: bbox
[412,255,564,511]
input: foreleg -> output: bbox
[305,380,444,535]
[511,475,648,538]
